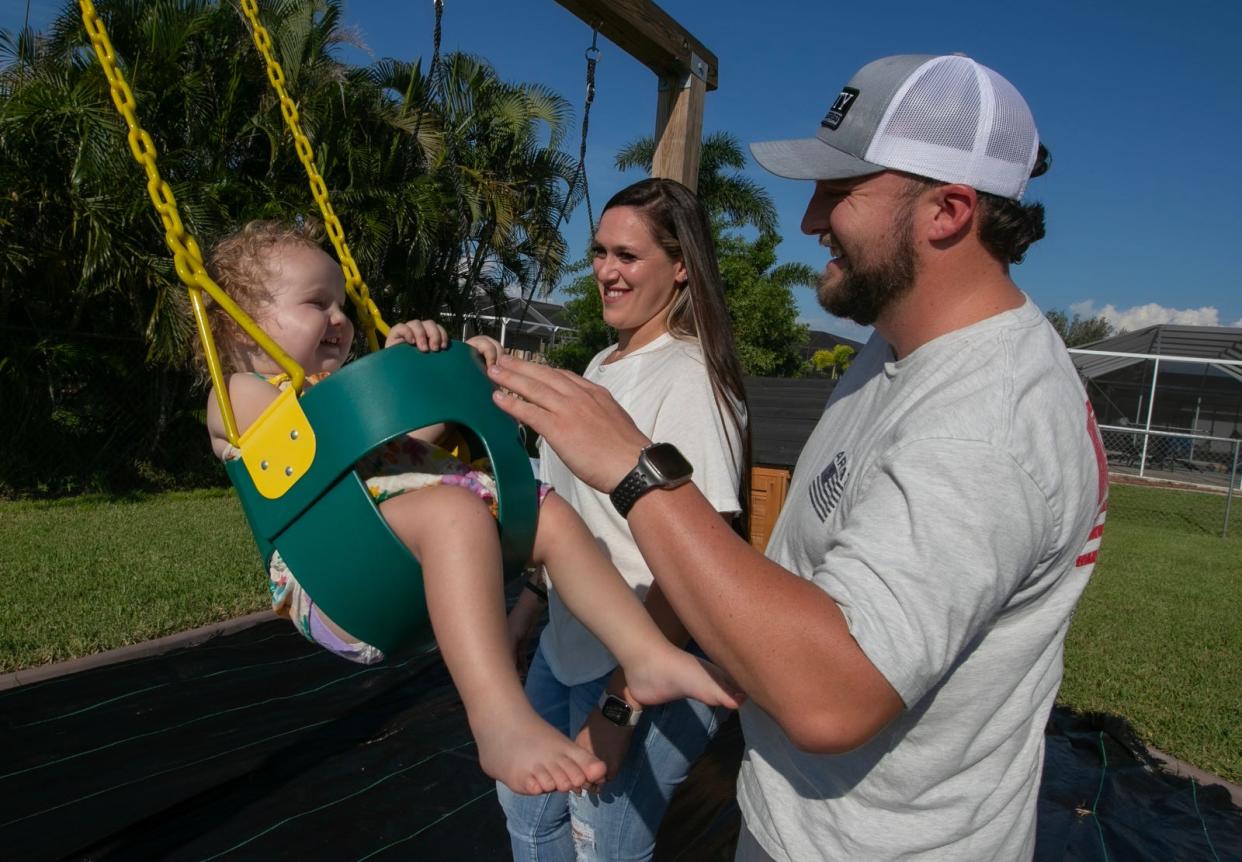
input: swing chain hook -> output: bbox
[585,25,600,63]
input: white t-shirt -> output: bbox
[738,298,1109,861]
[539,333,745,685]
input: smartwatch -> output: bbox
[609,442,693,518]
[598,692,643,727]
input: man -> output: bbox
[489,54,1108,861]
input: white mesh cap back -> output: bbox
[865,56,1039,199]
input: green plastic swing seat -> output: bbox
[225,342,538,655]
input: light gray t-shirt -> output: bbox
[540,333,745,685]
[738,298,1108,861]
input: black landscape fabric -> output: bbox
[2,616,1239,861]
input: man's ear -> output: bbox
[926,184,977,242]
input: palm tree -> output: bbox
[811,344,856,379]
[427,52,579,324]
[0,0,590,493]
[0,0,316,493]
[614,131,777,234]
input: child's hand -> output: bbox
[386,320,449,352]
[465,335,504,367]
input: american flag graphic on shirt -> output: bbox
[1076,401,1109,572]
[810,451,849,521]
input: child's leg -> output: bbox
[378,485,606,795]
[532,492,742,710]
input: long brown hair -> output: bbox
[601,178,752,538]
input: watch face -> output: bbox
[601,696,632,725]
[644,443,692,482]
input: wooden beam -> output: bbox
[552,0,718,91]
[653,72,705,190]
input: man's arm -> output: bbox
[626,483,903,752]
[488,357,903,753]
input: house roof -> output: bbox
[468,296,574,334]
[803,329,864,358]
[744,376,836,469]
[1072,324,1242,383]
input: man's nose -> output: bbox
[801,187,831,236]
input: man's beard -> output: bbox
[818,207,917,327]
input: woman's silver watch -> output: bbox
[598,692,643,727]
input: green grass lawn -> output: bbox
[0,489,267,673]
[1059,482,1241,784]
[1,481,1238,783]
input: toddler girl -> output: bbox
[203,221,741,796]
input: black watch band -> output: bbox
[609,469,653,519]
[608,443,694,518]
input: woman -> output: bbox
[498,178,751,860]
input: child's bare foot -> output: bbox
[471,710,606,795]
[624,646,745,711]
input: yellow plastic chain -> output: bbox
[77,0,305,446]
[239,0,388,351]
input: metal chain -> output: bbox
[579,30,599,235]
[239,0,388,350]
[512,27,599,337]
[410,0,443,166]
[76,0,305,444]
[429,0,444,92]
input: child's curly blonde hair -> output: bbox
[195,219,328,375]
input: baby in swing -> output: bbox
[200,220,741,796]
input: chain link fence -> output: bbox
[1070,347,1242,538]
[1098,424,1240,537]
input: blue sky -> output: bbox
[9,0,1242,342]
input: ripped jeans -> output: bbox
[496,641,727,862]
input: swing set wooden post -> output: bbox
[552,0,718,192]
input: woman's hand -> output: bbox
[465,334,504,367]
[386,320,450,351]
[575,708,635,790]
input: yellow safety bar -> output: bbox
[78,0,306,447]
[238,0,389,352]
[79,0,393,450]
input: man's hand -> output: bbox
[575,708,635,789]
[465,334,504,367]
[488,355,650,494]
[385,320,450,351]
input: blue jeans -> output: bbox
[497,641,727,861]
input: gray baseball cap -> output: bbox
[750,54,1041,200]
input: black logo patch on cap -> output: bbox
[821,87,860,131]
